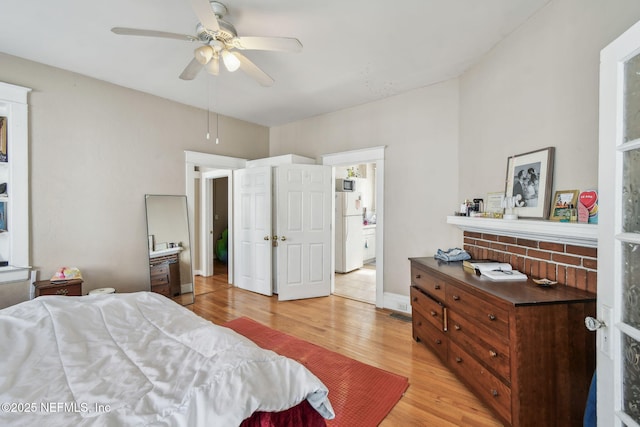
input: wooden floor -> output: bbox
[188,266,503,427]
[334,263,376,304]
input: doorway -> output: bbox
[333,162,377,304]
[186,148,385,308]
[322,147,385,309]
[211,176,229,274]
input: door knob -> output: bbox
[280,236,287,241]
[585,316,606,331]
[264,235,270,240]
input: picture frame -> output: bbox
[504,147,555,219]
[485,191,505,217]
[550,190,579,221]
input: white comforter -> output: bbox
[0,292,334,426]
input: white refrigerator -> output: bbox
[335,192,364,273]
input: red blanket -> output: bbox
[241,400,326,427]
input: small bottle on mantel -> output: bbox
[569,204,578,223]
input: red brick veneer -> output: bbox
[463,231,597,293]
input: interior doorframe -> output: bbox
[321,146,385,308]
[185,151,247,285]
[201,169,233,277]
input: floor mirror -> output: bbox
[145,194,195,305]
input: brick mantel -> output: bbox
[447,216,598,292]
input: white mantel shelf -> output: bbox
[447,216,598,248]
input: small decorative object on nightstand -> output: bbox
[88,287,116,295]
[34,279,83,297]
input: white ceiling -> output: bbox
[0,0,550,127]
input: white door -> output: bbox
[233,166,272,296]
[597,18,640,426]
[276,164,332,301]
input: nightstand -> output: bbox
[34,279,83,297]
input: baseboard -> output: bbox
[383,292,412,314]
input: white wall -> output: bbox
[270,0,640,299]
[270,80,461,296]
[459,0,640,200]
[0,53,269,308]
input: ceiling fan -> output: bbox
[111,0,302,86]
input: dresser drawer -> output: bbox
[150,263,170,285]
[151,284,170,297]
[151,274,170,286]
[151,263,169,276]
[413,310,447,362]
[411,286,446,331]
[411,265,446,300]
[449,340,512,425]
[34,279,83,297]
[448,310,511,383]
[446,284,509,339]
[37,283,82,296]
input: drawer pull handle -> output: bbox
[489,350,497,358]
[412,297,418,302]
[435,339,442,345]
[434,284,441,290]
[491,389,499,397]
[453,295,460,301]
[454,324,461,331]
[430,310,437,317]
[455,357,462,363]
[488,314,497,321]
[56,289,69,295]
[415,274,421,279]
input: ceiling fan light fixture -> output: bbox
[194,45,213,65]
[221,49,241,72]
[206,55,220,75]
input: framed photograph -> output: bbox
[505,147,555,219]
[0,117,6,162]
[485,191,505,217]
[550,190,579,220]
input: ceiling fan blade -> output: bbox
[111,27,197,42]
[232,52,274,87]
[233,36,302,53]
[188,0,220,32]
[179,58,204,80]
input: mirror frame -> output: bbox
[144,194,195,305]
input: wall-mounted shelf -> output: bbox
[446,215,598,248]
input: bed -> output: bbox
[0,291,334,426]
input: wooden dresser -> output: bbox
[409,257,596,427]
[34,279,83,297]
[149,253,180,297]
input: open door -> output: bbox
[233,166,272,296]
[276,164,332,301]
[596,17,640,426]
